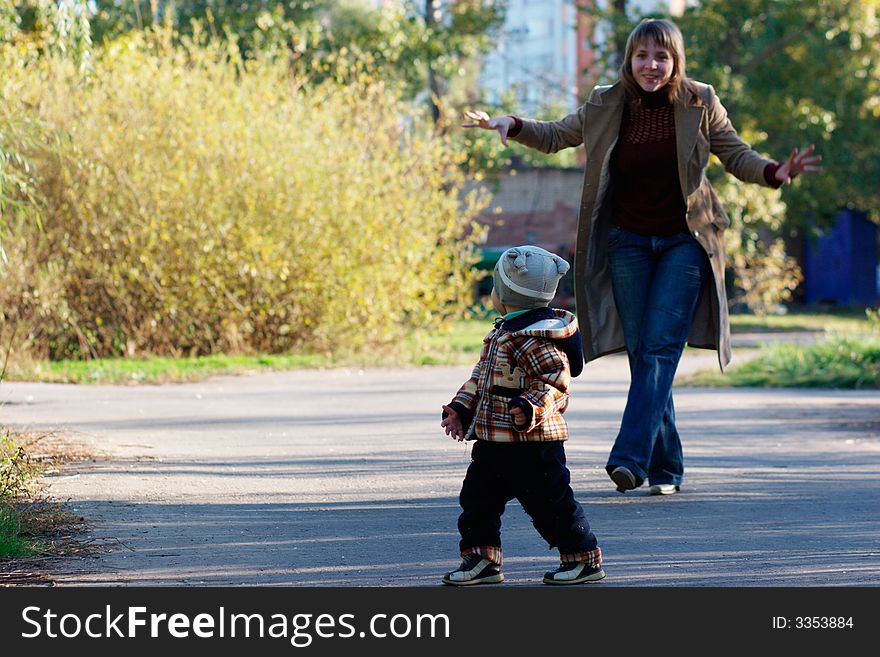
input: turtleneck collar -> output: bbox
[637,85,672,109]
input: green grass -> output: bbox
[2,311,500,384]
[0,504,37,558]
[403,318,492,366]
[0,431,88,561]
[2,310,876,386]
[3,332,489,385]
[681,333,880,389]
[7,353,341,385]
[728,309,870,334]
[1,433,40,559]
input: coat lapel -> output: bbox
[584,83,625,155]
[674,103,705,202]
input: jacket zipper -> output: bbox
[463,326,503,442]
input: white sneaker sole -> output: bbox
[543,567,606,586]
[442,558,505,586]
[649,484,680,495]
[442,572,504,586]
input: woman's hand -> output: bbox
[775,144,822,184]
[461,110,515,146]
[441,405,465,441]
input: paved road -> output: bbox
[1,347,878,586]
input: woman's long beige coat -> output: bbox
[512,80,777,369]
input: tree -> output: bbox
[579,0,638,81]
[82,1,506,109]
[677,0,880,227]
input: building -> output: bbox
[479,0,584,115]
[479,0,688,115]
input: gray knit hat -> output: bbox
[493,246,570,309]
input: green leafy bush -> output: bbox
[0,29,486,359]
[709,150,803,315]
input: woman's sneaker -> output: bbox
[649,484,680,495]
[543,562,605,585]
[609,466,639,493]
[442,554,504,586]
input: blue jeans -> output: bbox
[605,225,710,487]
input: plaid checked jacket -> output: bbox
[445,307,584,443]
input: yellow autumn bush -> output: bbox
[0,30,486,359]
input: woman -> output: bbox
[462,18,820,495]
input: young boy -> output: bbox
[440,245,604,586]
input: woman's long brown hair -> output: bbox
[619,18,699,106]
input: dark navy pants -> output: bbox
[457,440,599,559]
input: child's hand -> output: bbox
[441,405,465,441]
[510,406,526,428]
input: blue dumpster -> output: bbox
[804,209,878,306]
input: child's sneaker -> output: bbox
[442,554,504,586]
[542,562,605,585]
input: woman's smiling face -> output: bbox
[631,38,673,92]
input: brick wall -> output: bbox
[467,166,584,308]
[473,166,583,254]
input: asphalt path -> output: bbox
[1,345,878,586]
